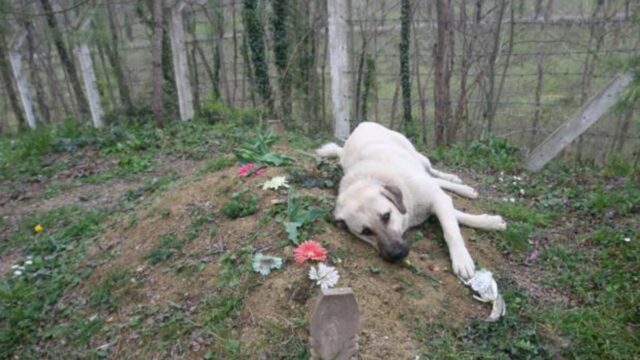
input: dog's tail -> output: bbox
[316,143,343,159]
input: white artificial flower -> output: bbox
[519,188,525,195]
[11,264,19,270]
[25,260,33,266]
[463,268,506,322]
[624,237,631,242]
[13,270,23,276]
[309,263,340,290]
[509,197,515,203]
[262,176,289,190]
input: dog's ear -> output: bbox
[381,184,407,214]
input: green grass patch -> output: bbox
[197,154,235,174]
[258,320,309,359]
[121,176,174,203]
[221,189,259,219]
[0,209,103,358]
[434,136,521,173]
[413,280,555,359]
[89,267,139,312]
[146,233,184,265]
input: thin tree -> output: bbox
[0,34,26,128]
[39,0,90,117]
[271,0,292,122]
[483,0,507,135]
[243,0,274,115]
[399,0,412,135]
[151,0,164,128]
[433,0,452,146]
[105,1,132,110]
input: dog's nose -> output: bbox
[382,245,409,262]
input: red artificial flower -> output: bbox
[237,163,256,177]
[294,240,328,264]
[255,167,267,176]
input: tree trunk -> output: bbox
[272,0,292,122]
[484,0,506,135]
[241,32,256,107]
[451,0,472,143]
[106,1,133,109]
[94,39,117,109]
[0,36,26,128]
[243,0,274,115]
[400,0,413,135]
[43,41,68,122]
[530,52,545,150]
[162,6,178,114]
[39,0,90,118]
[185,12,201,115]
[25,23,50,124]
[433,0,451,146]
[232,1,239,105]
[151,0,165,128]
[327,0,351,140]
[354,36,367,123]
[412,16,427,145]
[491,0,515,128]
[575,2,606,163]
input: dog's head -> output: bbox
[334,182,410,262]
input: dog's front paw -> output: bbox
[451,247,476,280]
[461,185,479,199]
[483,215,507,230]
[449,174,463,184]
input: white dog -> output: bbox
[317,122,506,279]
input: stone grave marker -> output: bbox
[309,287,360,360]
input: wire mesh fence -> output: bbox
[1,0,638,164]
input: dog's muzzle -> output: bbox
[378,231,409,262]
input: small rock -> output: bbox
[392,284,403,292]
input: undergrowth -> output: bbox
[1,120,638,358]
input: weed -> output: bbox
[184,203,216,240]
[121,176,174,203]
[283,187,329,244]
[221,189,258,219]
[1,206,101,253]
[233,131,293,166]
[0,209,103,357]
[496,201,552,226]
[259,320,309,359]
[146,233,184,265]
[495,222,533,257]
[414,280,555,359]
[436,136,520,172]
[286,157,343,189]
[197,154,234,174]
[89,267,139,312]
[578,181,640,217]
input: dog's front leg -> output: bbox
[432,192,476,279]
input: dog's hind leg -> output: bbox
[316,143,343,159]
[455,210,507,230]
[434,178,478,199]
[417,153,463,184]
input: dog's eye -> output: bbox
[361,227,373,236]
[380,212,390,223]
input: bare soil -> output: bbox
[73,152,509,359]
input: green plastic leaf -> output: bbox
[285,222,302,244]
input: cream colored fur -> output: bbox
[317,122,506,279]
